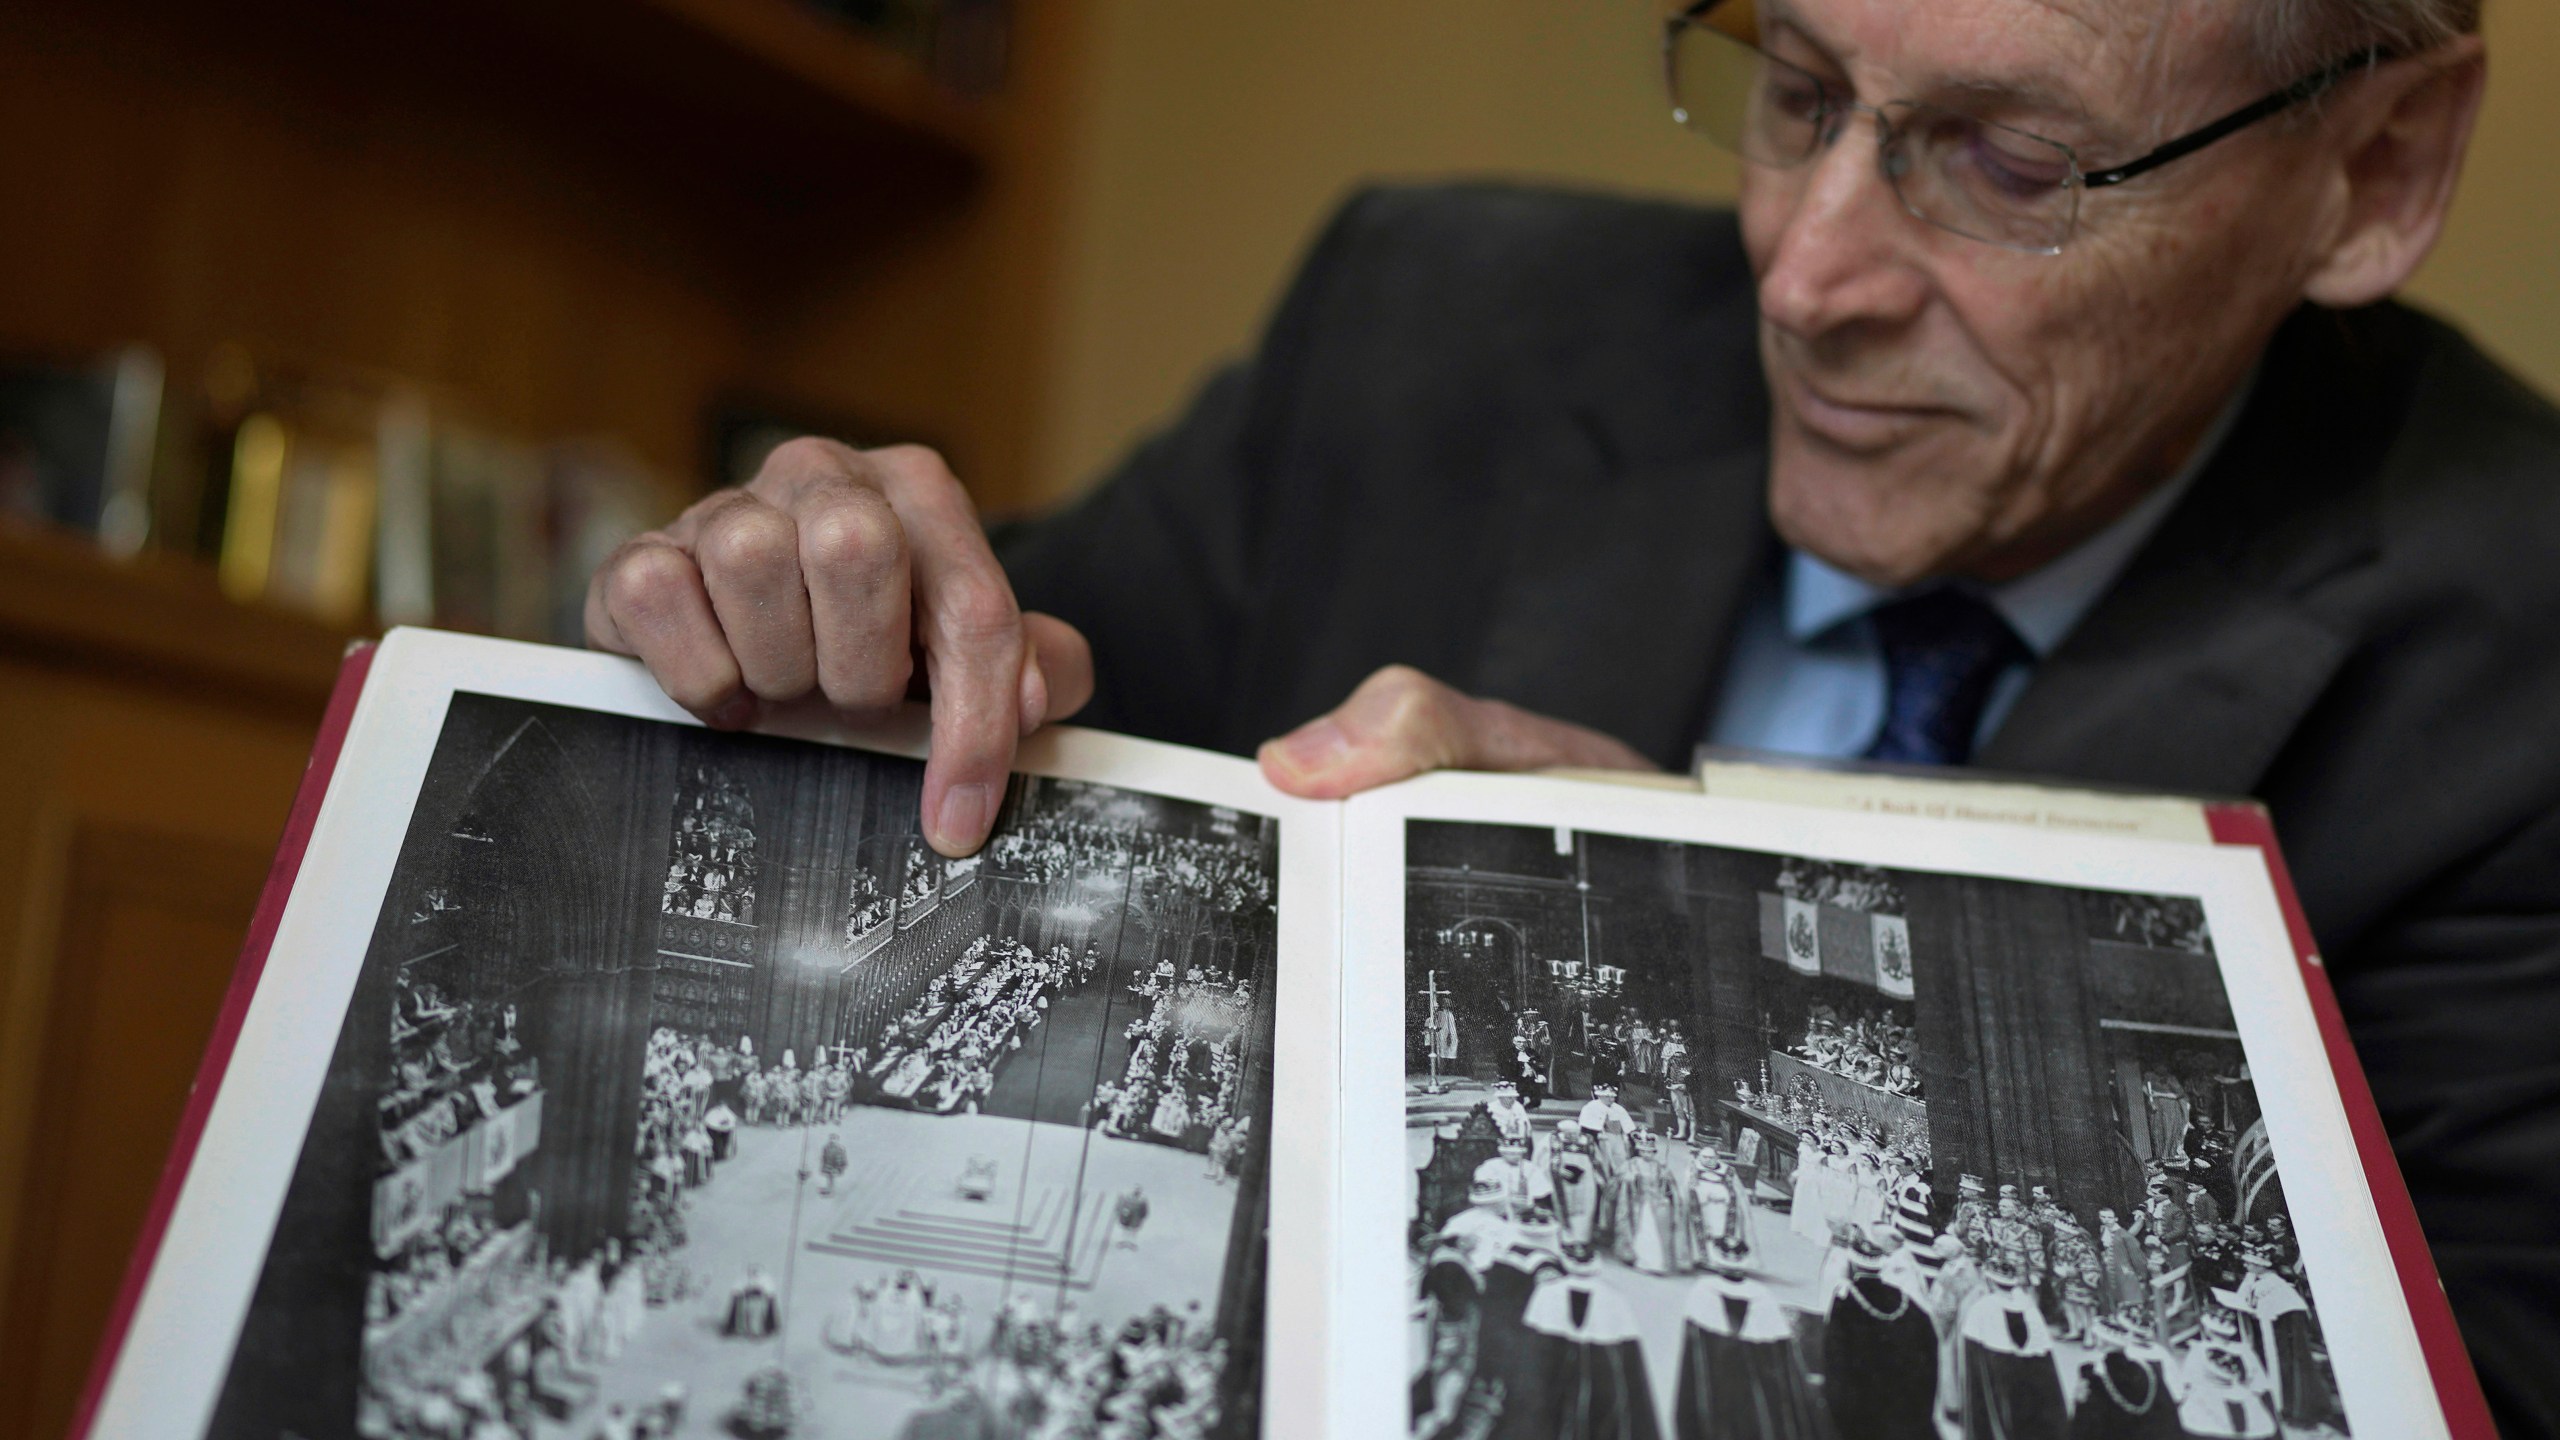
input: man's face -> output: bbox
[1739,0,2334,585]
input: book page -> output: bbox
[1339,770,2441,1440]
[93,629,1340,1440]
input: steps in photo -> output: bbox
[803,1159,1115,1289]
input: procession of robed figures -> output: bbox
[1407,990,2345,1440]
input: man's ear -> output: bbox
[2301,37,2487,309]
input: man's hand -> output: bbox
[1256,665,1657,799]
[584,438,1093,857]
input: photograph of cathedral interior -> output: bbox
[1405,821,2342,1440]
[208,694,1280,1440]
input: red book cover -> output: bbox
[69,641,378,1440]
[2204,800,2497,1440]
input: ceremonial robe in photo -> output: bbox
[2096,1222,2146,1313]
[1508,1041,1550,1110]
[2172,1339,2279,1438]
[1788,1155,1831,1242]
[1553,1148,1605,1249]
[1579,1098,1635,1174]
[1672,1272,1822,1440]
[1502,1275,1663,1440]
[1928,1251,1985,1429]
[1471,1237,1566,1402]
[1439,1204,1519,1277]
[1602,1153,1698,1274]
[724,1279,780,1340]
[1893,1174,1935,1257]
[1430,1005,1461,1063]
[1689,1165,1754,1259]
[1820,1270,1939,1440]
[1956,1288,2067,1439]
[2068,1349,2182,1440]
[2237,1267,2342,1428]
[1416,1245,1482,1432]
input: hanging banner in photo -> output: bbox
[1782,897,1822,975]
[1872,913,1916,999]
[475,1102,521,1189]
[1758,892,1785,961]
[1819,904,1872,985]
[371,1157,435,1257]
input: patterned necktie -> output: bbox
[1862,588,2029,767]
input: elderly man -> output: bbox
[587,0,2557,1428]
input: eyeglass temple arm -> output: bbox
[2082,45,2397,189]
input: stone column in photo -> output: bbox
[1904,875,2145,1224]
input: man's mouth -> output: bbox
[1779,370,1951,453]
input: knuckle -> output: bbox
[761,435,857,481]
[604,542,700,625]
[1362,666,1463,751]
[798,494,905,579]
[697,501,798,580]
[665,672,741,716]
[932,572,1020,646]
[871,442,955,485]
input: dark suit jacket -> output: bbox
[997,183,2560,1433]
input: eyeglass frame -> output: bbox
[1664,0,2399,245]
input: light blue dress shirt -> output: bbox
[1707,397,2245,761]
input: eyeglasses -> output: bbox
[1665,0,2395,254]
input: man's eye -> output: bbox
[1762,74,1830,124]
[1957,128,2074,198]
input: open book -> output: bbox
[78,629,2492,1439]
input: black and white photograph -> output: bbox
[1403,820,2343,1440]
[209,693,1280,1440]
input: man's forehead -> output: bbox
[1766,0,2238,125]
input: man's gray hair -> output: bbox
[2249,0,2483,80]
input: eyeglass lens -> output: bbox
[1668,9,2083,254]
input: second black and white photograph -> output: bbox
[1403,820,2341,1440]
[207,694,1282,1440]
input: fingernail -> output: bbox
[710,695,757,729]
[1273,718,1350,773]
[936,783,993,851]
[1019,656,1048,732]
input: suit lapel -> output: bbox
[1470,438,1772,767]
[1975,559,2355,795]
[1465,253,1775,769]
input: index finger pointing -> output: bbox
[866,447,1028,856]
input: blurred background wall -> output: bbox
[1032,0,2559,503]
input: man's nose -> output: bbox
[1756,113,1932,339]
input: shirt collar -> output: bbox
[1782,376,2253,658]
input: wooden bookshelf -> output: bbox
[0,0,1083,509]
[0,528,356,1440]
[0,525,357,717]
[0,1,1088,1430]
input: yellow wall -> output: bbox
[1026,0,2558,505]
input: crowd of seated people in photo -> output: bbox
[985,814,1276,917]
[661,767,759,924]
[1773,856,1909,916]
[853,935,1090,1114]
[2102,892,2219,956]
[380,973,540,1174]
[844,866,896,943]
[1786,999,1923,1099]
